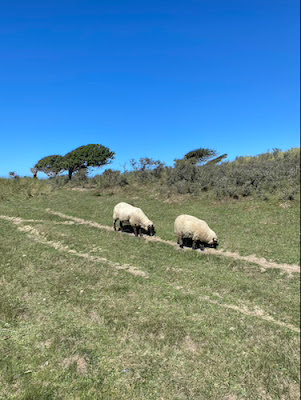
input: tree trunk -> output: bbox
[68,169,73,180]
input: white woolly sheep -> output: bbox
[113,202,155,237]
[174,214,218,250]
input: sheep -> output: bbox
[174,214,218,250]
[113,202,155,237]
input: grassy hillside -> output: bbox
[0,182,300,399]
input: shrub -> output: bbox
[0,178,52,201]
[95,169,128,188]
[165,148,300,199]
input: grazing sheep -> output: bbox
[174,214,218,250]
[113,202,155,237]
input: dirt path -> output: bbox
[0,215,148,278]
[1,213,299,333]
[203,248,300,274]
[46,209,300,274]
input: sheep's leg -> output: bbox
[113,219,118,231]
[119,221,123,232]
[133,226,138,237]
[139,227,143,237]
[192,240,198,250]
[178,235,184,248]
[200,243,205,251]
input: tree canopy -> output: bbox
[34,155,65,177]
[32,144,115,179]
[182,148,227,166]
[184,148,217,164]
[63,144,115,179]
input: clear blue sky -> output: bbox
[0,0,300,177]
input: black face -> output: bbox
[199,240,219,249]
[212,238,219,248]
[148,225,156,236]
[139,225,155,236]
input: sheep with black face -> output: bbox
[113,202,155,237]
[174,214,218,250]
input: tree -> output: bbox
[63,144,115,180]
[34,155,65,177]
[177,147,227,166]
[30,167,38,179]
[184,148,217,165]
[205,154,228,165]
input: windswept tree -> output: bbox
[205,153,228,165]
[63,144,115,180]
[34,155,65,177]
[178,147,227,166]
[184,148,217,165]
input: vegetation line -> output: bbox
[0,215,148,278]
[45,208,300,273]
[198,295,300,333]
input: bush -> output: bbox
[127,158,166,184]
[0,178,53,201]
[94,169,128,188]
[69,167,89,186]
[164,148,300,199]
[50,175,69,188]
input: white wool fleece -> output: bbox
[113,202,153,230]
[174,214,218,244]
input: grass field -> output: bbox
[0,185,300,399]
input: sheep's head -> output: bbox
[211,237,219,248]
[208,236,219,248]
[148,224,156,236]
[142,221,155,236]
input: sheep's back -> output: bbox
[174,214,211,241]
[113,202,146,225]
[113,202,135,221]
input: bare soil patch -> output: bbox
[62,355,88,374]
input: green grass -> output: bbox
[0,186,300,399]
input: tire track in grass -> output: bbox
[198,295,300,333]
[0,215,148,278]
[1,214,299,333]
[45,209,300,274]
[170,286,300,333]
[0,215,76,226]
